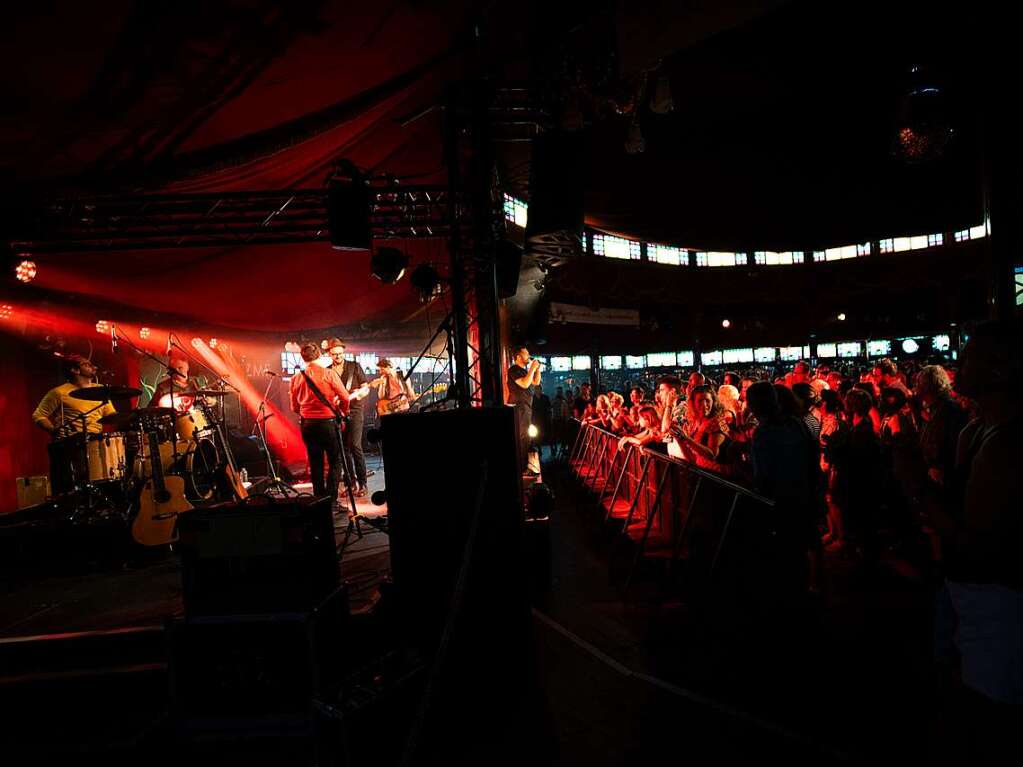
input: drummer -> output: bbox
[149,354,198,414]
[32,354,115,436]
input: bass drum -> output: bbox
[182,436,221,502]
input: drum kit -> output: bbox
[50,384,245,539]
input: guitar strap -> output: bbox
[343,361,355,392]
[300,369,346,423]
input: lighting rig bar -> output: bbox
[11,185,458,254]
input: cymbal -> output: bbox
[194,389,232,397]
[98,407,176,427]
[70,385,143,401]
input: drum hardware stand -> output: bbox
[252,374,299,497]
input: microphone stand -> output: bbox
[253,373,297,496]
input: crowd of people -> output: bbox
[536,319,1021,747]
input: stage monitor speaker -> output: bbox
[496,239,523,298]
[524,130,584,253]
[327,178,371,250]
[177,495,339,616]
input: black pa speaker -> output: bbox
[496,239,523,298]
[525,130,584,255]
[327,178,371,250]
[176,495,339,616]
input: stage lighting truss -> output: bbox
[11,184,460,254]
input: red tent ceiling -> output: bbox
[32,238,449,333]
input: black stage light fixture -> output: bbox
[410,263,442,301]
[892,65,954,164]
[327,173,372,250]
[371,247,408,284]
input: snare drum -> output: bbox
[85,432,127,482]
[175,408,210,442]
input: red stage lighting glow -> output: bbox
[139,327,151,339]
[189,337,305,464]
[95,320,111,334]
[0,304,13,320]
[15,259,37,283]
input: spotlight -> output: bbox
[901,338,920,354]
[528,424,539,439]
[209,338,218,349]
[371,247,408,284]
[0,304,12,320]
[96,320,111,334]
[15,259,37,283]
[140,327,151,339]
[410,263,441,301]
[837,312,847,321]
[721,319,731,328]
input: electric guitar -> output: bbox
[132,428,192,546]
[377,382,446,416]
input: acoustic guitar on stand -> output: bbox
[132,427,192,546]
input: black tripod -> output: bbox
[253,374,299,496]
[330,414,373,556]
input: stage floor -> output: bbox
[0,455,392,639]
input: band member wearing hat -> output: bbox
[327,337,370,497]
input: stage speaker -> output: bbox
[379,407,528,651]
[379,406,545,761]
[496,239,523,298]
[168,585,350,729]
[176,495,339,616]
[327,178,371,250]
[525,130,584,257]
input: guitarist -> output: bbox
[327,337,369,498]
[290,343,351,505]
[374,358,416,415]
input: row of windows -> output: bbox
[503,193,988,268]
[280,352,449,376]
[533,335,951,371]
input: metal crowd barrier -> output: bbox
[569,420,775,594]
